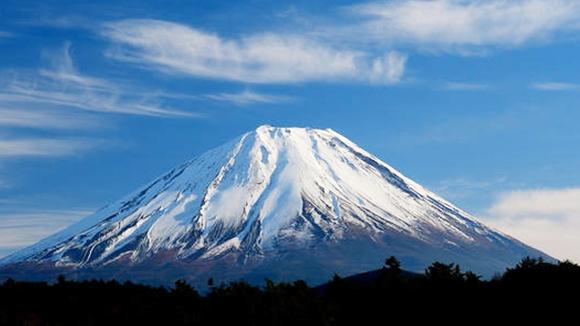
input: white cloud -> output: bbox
[433,176,506,200]
[346,0,580,51]
[97,2,580,85]
[443,82,490,91]
[0,138,95,158]
[0,107,102,129]
[369,51,407,84]
[205,90,293,106]
[20,15,94,30]
[0,42,196,118]
[483,188,580,263]
[531,82,580,90]
[0,209,91,258]
[102,19,407,84]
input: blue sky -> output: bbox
[1,0,580,262]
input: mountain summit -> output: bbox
[0,126,546,284]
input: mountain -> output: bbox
[0,126,547,285]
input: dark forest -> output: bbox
[1,257,578,325]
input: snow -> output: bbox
[0,125,517,267]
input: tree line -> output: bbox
[0,257,578,325]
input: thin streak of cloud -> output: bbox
[0,209,92,258]
[531,82,580,91]
[18,15,94,30]
[442,82,490,91]
[0,107,103,130]
[433,176,507,201]
[0,138,96,158]
[205,90,293,106]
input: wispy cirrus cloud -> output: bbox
[483,188,580,263]
[101,19,407,85]
[0,42,197,118]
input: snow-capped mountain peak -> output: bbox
[0,126,546,284]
